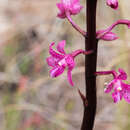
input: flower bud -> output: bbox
[106,0,118,10]
[100,32,118,41]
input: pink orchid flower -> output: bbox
[56,0,85,36]
[46,40,92,86]
[96,68,130,103]
[56,0,83,19]
[106,0,118,10]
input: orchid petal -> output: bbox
[67,58,75,86]
[56,3,64,12]
[122,83,130,103]
[73,0,79,3]
[46,56,59,67]
[49,42,64,59]
[67,67,74,86]
[71,2,83,15]
[57,13,66,19]
[104,80,114,93]
[124,93,130,104]
[57,40,66,54]
[112,91,122,103]
[117,68,127,80]
[46,56,56,67]
[113,79,122,91]
[56,3,66,18]
[50,66,65,78]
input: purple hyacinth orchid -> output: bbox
[96,68,130,103]
[46,40,92,86]
[106,0,118,10]
[56,0,83,19]
[56,0,85,37]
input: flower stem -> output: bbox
[66,12,86,37]
[81,1,98,130]
[96,70,117,78]
[71,49,93,57]
[97,19,130,39]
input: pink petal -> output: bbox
[56,3,66,18]
[57,40,66,54]
[67,68,74,86]
[67,61,75,86]
[113,79,122,90]
[57,13,66,19]
[46,57,55,67]
[72,0,82,7]
[49,42,64,59]
[122,84,130,103]
[46,56,58,67]
[73,0,79,3]
[50,66,65,78]
[62,0,71,9]
[112,91,122,103]
[71,3,83,15]
[104,80,114,93]
[56,3,64,12]
[117,68,127,80]
[124,93,130,104]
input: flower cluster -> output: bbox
[46,0,130,104]
[96,69,130,103]
[57,0,130,41]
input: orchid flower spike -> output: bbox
[106,0,118,10]
[96,68,130,104]
[57,0,83,19]
[46,40,92,86]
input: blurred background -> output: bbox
[0,0,129,130]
